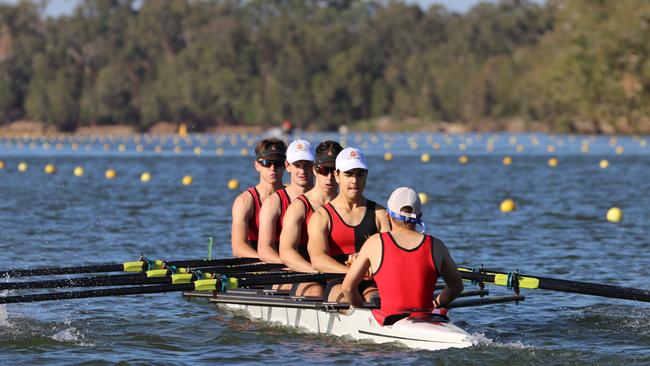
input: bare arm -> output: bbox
[279,201,316,272]
[257,194,283,263]
[231,192,259,258]
[307,209,349,273]
[434,239,464,307]
[374,206,391,232]
[341,235,380,307]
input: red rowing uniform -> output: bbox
[323,200,378,263]
[372,232,438,320]
[296,194,315,260]
[275,188,291,244]
[246,187,262,249]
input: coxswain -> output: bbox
[279,140,343,296]
[231,138,287,258]
[341,187,464,325]
[257,139,315,263]
[307,147,391,301]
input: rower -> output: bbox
[307,147,391,301]
[279,141,343,296]
[341,187,464,325]
[231,138,287,258]
[257,139,315,264]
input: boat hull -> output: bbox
[216,301,472,351]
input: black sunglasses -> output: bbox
[257,159,285,168]
[315,165,336,176]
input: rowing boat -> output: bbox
[184,289,473,350]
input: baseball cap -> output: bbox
[315,140,343,167]
[335,147,368,172]
[255,138,286,160]
[286,139,315,164]
[387,187,422,219]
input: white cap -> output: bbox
[387,187,422,219]
[286,139,315,164]
[335,147,368,172]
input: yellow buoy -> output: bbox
[0,160,5,169]
[615,146,624,155]
[599,159,609,169]
[500,199,517,213]
[503,156,512,165]
[140,172,151,182]
[459,155,469,164]
[154,146,163,153]
[73,166,84,177]
[547,145,556,153]
[105,169,116,179]
[182,175,193,186]
[118,144,126,152]
[178,123,188,138]
[606,207,622,223]
[515,144,524,152]
[228,179,240,190]
[420,153,430,163]
[640,139,647,147]
[418,192,429,205]
[136,145,144,152]
[216,147,224,156]
[194,147,202,156]
[384,152,394,161]
[174,146,182,154]
[44,164,56,174]
[240,148,249,156]
[548,157,558,167]
[432,143,440,150]
[18,162,28,172]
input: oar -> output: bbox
[0,256,259,277]
[0,262,286,290]
[459,267,650,302]
[0,271,343,304]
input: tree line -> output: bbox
[1,0,649,133]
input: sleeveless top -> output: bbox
[373,232,439,315]
[322,200,378,262]
[245,187,262,249]
[275,188,291,244]
[296,194,315,260]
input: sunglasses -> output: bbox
[315,165,336,176]
[257,159,285,168]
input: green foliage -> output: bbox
[1,0,650,132]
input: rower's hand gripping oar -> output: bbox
[0,256,259,277]
[459,266,650,303]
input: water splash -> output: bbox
[51,327,94,347]
[469,332,534,350]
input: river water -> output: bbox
[0,132,649,365]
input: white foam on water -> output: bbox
[0,290,11,328]
[468,332,494,346]
[51,327,94,347]
[468,332,534,350]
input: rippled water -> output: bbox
[1,132,649,365]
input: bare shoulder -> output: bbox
[233,190,254,211]
[362,233,382,249]
[373,202,387,213]
[285,197,307,216]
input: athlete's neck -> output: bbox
[256,180,282,196]
[334,194,366,210]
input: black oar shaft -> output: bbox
[0,257,259,277]
[461,270,650,302]
[0,263,285,290]
[0,283,196,304]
